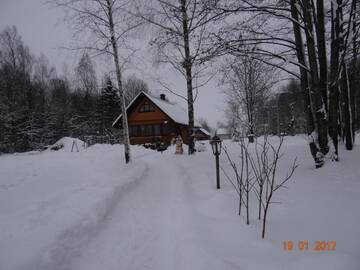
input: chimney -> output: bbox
[160,93,166,100]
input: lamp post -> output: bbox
[210,135,222,189]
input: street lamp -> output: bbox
[210,135,222,189]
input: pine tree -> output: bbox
[97,77,121,135]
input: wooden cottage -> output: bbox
[112,92,210,145]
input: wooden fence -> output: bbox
[81,135,123,147]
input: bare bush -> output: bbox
[222,138,255,225]
[222,136,297,238]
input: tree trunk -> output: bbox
[180,0,195,155]
[329,2,341,160]
[239,144,244,216]
[262,191,273,239]
[107,0,131,163]
[303,0,328,156]
[336,0,354,150]
[248,125,254,143]
[245,152,250,225]
[340,64,354,149]
[316,0,328,113]
[238,191,242,216]
[290,0,321,164]
[350,0,357,140]
[261,202,269,239]
[258,184,262,220]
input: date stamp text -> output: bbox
[283,240,336,251]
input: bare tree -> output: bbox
[223,99,243,136]
[33,54,57,91]
[0,26,37,152]
[123,74,149,105]
[212,0,358,167]
[49,0,138,163]
[247,139,269,221]
[259,137,297,238]
[221,53,274,142]
[222,138,254,225]
[133,0,224,154]
[75,53,97,95]
[243,141,253,225]
[0,26,33,74]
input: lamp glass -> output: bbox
[210,135,222,155]
[211,141,216,155]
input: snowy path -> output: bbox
[69,154,190,270]
[66,151,268,270]
[65,142,360,270]
[1,137,360,270]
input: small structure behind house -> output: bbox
[216,128,231,140]
[195,128,211,141]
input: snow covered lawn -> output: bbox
[1,136,360,270]
[0,142,150,270]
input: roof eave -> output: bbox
[112,91,200,128]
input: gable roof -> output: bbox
[112,91,198,127]
[199,128,211,136]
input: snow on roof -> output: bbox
[113,91,199,127]
[143,92,189,125]
[199,128,211,136]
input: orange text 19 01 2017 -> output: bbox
[283,240,336,251]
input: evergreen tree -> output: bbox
[97,76,120,135]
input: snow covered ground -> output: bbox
[0,136,359,270]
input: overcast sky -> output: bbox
[0,0,226,129]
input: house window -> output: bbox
[129,124,164,137]
[139,102,155,112]
[140,125,153,136]
[129,126,138,137]
[154,124,161,136]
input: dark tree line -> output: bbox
[0,26,148,153]
[231,73,360,140]
[262,80,307,136]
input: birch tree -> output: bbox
[50,0,137,163]
[133,0,223,154]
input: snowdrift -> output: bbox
[49,137,86,152]
[1,136,360,270]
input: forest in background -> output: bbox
[223,72,360,138]
[0,26,148,153]
[1,21,360,154]
[1,0,360,168]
